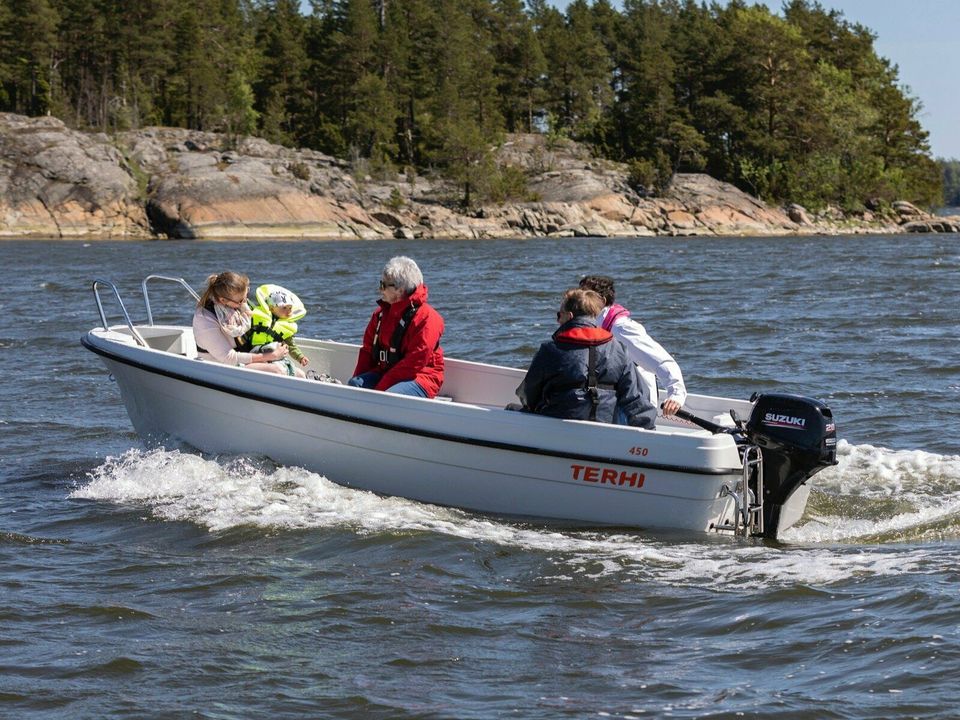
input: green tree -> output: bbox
[866,63,940,205]
[299,3,346,153]
[612,1,678,161]
[346,72,397,164]
[334,0,398,162]
[0,0,59,115]
[784,0,878,81]
[535,0,610,136]
[705,5,822,200]
[252,0,309,146]
[381,0,442,165]
[423,0,503,207]
[490,0,545,133]
[941,159,960,206]
[166,0,257,133]
[0,0,14,107]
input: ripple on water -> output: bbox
[2,236,959,718]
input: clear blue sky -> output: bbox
[298,0,959,159]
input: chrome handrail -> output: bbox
[91,279,147,347]
[714,444,764,537]
[142,275,199,326]
[741,445,764,536]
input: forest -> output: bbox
[940,160,960,207]
[0,0,945,209]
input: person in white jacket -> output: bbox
[579,275,686,416]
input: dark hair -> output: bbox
[561,288,605,318]
[578,275,615,306]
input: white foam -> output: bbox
[72,448,466,533]
[783,439,960,543]
[71,442,960,588]
[816,439,960,498]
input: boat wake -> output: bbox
[70,439,960,587]
[783,439,960,544]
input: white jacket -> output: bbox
[597,306,687,407]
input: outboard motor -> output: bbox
[743,393,837,538]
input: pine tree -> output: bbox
[165,0,257,134]
[423,0,503,207]
[0,0,14,108]
[490,0,545,133]
[335,0,398,163]
[252,0,309,146]
[298,2,346,153]
[381,0,441,166]
[616,1,678,161]
[0,0,59,116]
[535,0,610,136]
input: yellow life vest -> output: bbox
[248,284,306,348]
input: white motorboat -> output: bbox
[82,276,838,540]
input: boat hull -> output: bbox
[84,326,804,535]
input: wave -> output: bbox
[783,439,960,544]
[70,440,960,587]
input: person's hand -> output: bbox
[299,356,309,367]
[661,399,681,416]
[269,345,289,361]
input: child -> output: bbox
[246,284,309,377]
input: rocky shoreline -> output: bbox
[1,112,957,240]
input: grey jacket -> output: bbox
[517,316,657,428]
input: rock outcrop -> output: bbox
[121,128,388,239]
[1,113,956,240]
[0,113,150,238]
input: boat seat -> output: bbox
[139,327,198,359]
[179,329,198,359]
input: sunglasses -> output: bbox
[379,280,397,290]
[218,294,247,306]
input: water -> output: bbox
[2,236,959,718]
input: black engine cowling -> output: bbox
[744,393,837,538]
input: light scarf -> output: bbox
[213,302,252,338]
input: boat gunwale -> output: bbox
[83,330,744,478]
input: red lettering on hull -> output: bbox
[571,464,645,489]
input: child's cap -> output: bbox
[268,289,292,307]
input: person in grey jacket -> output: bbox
[516,289,657,429]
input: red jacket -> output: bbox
[352,284,445,397]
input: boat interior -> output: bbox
[92,275,754,433]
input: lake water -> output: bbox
[2,236,959,718]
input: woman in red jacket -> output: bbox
[348,256,445,397]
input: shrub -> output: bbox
[289,162,311,181]
[386,187,405,211]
